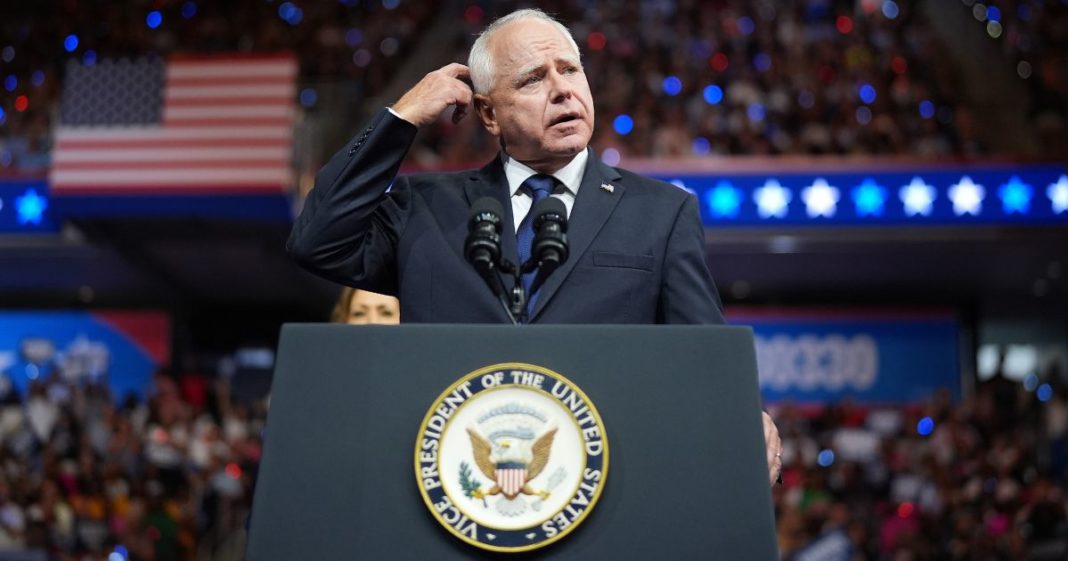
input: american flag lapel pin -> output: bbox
[600,182,615,193]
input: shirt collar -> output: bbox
[502,149,588,197]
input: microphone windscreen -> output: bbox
[469,197,504,229]
[532,197,568,231]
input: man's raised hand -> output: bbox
[391,63,473,127]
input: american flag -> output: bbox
[50,54,297,194]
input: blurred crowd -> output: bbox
[0,355,1065,559]
[2,1,1067,176]
[409,0,999,166]
[0,0,434,175]
[0,374,266,561]
[980,0,1068,155]
[774,371,1068,561]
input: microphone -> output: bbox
[525,197,569,295]
[465,197,503,271]
[464,198,517,324]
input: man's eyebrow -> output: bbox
[514,55,583,83]
[514,62,545,80]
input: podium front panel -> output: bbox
[246,325,777,560]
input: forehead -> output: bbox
[489,19,577,73]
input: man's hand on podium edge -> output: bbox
[763,411,783,486]
[391,63,474,127]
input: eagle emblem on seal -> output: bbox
[466,426,557,501]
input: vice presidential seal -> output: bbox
[415,363,609,552]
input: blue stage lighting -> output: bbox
[299,88,318,108]
[613,114,633,135]
[662,76,682,96]
[691,137,711,156]
[738,16,755,35]
[919,100,935,119]
[817,449,835,467]
[858,83,876,104]
[882,1,900,19]
[64,34,79,53]
[753,53,771,72]
[1038,384,1053,402]
[147,11,163,29]
[3,76,15,92]
[706,181,742,218]
[917,417,934,436]
[754,179,792,219]
[999,176,1033,215]
[703,85,723,105]
[16,189,47,225]
[747,103,766,123]
[182,2,198,19]
[853,179,887,217]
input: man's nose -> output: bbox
[548,70,573,103]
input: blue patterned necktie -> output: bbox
[516,174,556,315]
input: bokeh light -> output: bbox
[917,416,935,436]
[587,32,606,51]
[858,83,877,104]
[662,76,682,96]
[703,85,724,105]
[613,114,634,135]
[600,147,620,166]
[919,100,935,119]
[836,16,853,34]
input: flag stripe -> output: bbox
[55,137,290,150]
[167,75,295,88]
[55,126,290,141]
[53,159,289,171]
[159,117,293,128]
[51,168,289,185]
[163,106,294,120]
[166,61,298,79]
[165,96,293,108]
[166,85,293,99]
[53,146,288,163]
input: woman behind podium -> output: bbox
[330,287,400,325]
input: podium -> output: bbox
[246,325,778,560]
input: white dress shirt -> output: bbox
[502,149,586,233]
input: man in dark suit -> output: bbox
[288,8,782,483]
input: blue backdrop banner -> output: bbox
[729,309,961,404]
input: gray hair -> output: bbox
[468,9,582,95]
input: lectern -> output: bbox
[246,325,777,560]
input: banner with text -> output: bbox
[728,309,960,404]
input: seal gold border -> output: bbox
[413,362,610,553]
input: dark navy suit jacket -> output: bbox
[288,109,724,325]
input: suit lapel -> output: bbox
[529,149,624,321]
[464,156,519,268]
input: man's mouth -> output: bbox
[549,113,581,127]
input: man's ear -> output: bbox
[474,94,499,136]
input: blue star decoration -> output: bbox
[852,178,887,217]
[998,176,1032,215]
[16,188,47,225]
[705,180,742,219]
[1048,175,1068,215]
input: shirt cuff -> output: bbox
[386,107,411,124]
